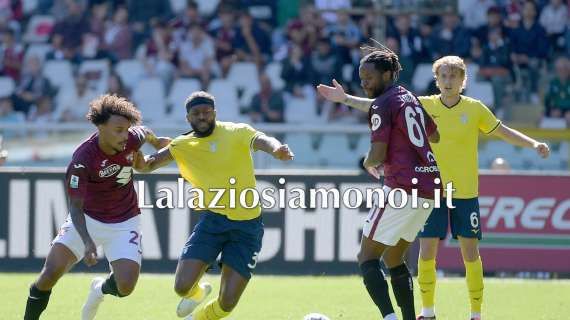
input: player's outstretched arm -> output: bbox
[491,124,550,158]
[252,134,294,161]
[69,197,98,267]
[316,79,374,113]
[141,126,172,150]
[133,147,175,173]
[363,141,387,179]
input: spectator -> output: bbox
[281,44,313,97]
[315,0,351,23]
[12,55,56,115]
[103,6,132,60]
[324,10,361,65]
[544,56,570,119]
[28,96,56,123]
[178,23,216,88]
[477,29,512,110]
[209,7,238,77]
[172,0,203,45]
[431,13,471,58]
[0,29,24,81]
[462,0,497,31]
[387,14,424,86]
[249,74,285,123]
[311,38,341,87]
[473,6,508,45]
[88,1,108,41]
[359,12,376,41]
[57,75,97,122]
[51,0,89,55]
[509,0,549,102]
[0,96,25,138]
[127,0,173,48]
[234,11,271,66]
[107,72,130,98]
[137,20,176,90]
[539,0,568,54]
[50,0,87,22]
[46,33,72,61]
[76,32,111,63]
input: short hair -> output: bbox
[432,55,467,89]
[86,94,141,125]
[185,91,215,113]
[359,41,402,82]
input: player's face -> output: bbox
[359,62,388,98]
[98,115,131,153]
[435,65,464,97]
[188,104,216,136]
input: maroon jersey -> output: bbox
[368,85,440,199]
[65,126,146,223]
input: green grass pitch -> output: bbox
[3,273,568,319]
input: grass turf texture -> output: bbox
[4,273,568,319]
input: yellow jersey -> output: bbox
[419,95,501,198]
[168,121,263,220]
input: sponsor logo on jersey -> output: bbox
[99,164,121,178]
[101,159,108,167]
[414,165,439,173]
[460,113,468,124]
[371,114,382,131]
[210,142,217,152]
[371,104,380,110]
[73,164,85,169]
[70,175,79,188]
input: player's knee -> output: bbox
[115,278,136,297]
[218,296,239,312]
[173,279,192,297]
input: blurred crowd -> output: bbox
[0,0,569,128]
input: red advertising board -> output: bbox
[436,174,570,273]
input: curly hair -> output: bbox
[360,40,403,82]
[86,94,142,126]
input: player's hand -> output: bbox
[272,144,294,161]
[365,165,382,180]
[83,240,98,267]
[534,142,550,158]
[316,79,347,103]
[132,150,147,170]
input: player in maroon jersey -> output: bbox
[321,46,441,320]
[23,95,170,320]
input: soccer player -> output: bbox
[23,94,171,320]
[321,44,442,320]
[317,55,551,320]
[133,91,294,320]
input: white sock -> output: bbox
[471,312,481,319]
[95,280,104,297]
[422,307,435,317]
[384,313,398,320]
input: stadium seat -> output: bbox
[265,62,285,90]
[284,133,319,166]
[196,0,220,15]
[23,15,55,43]
[412,63,433,93]
[539,117,567,129]
[208,79,241,122]
[0,77,15,97]
[115,59,145,90]
[284,96,321,123]
[227,62,260,108]
[559,142,569,161]
[342,64,354,83]
[318,134,355,167]
[466,80,494,108]
[169,0,187,13]
[481,140,519,167]
[23,0,38,14]
[79,60,110,95]
[43,60,74,90]
[167,78,201,121]
[132,78,167,123]
[24,43,51,62]
[466,63,480,79]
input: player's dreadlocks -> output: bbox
[87,94,142,125]
[360,39,402,82]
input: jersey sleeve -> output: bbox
[235,123,264,149]
[369,101,392,143]
[424,108,438,137]
[167,135,185,163]
[128,126,147,150]
[477,101,501,134]
[66,155,89,200]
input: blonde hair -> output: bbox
[432,55,467,90]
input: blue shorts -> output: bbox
[418,198,482,240]
[180,211,263,280]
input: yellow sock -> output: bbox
[184,283,205,300]
[194,299,231,320]
[464,257,484,314]
[418,258,437,309]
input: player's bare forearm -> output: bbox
[69,197,93,245]
[142,126,172,150]
[493,124,538,148]
[429,130,440,143]
[344,95,374,113]
[364,142,387,168]
[133,147,174,173]
[253,134,295,161]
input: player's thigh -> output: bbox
[382,239,412,268]
[450,198,482,241]
[220,221,264,281]
[51,216,85,262]
[218,264,250,312]
[110,258,141,296]
[174,259,210,296]
[418,201,449,240]
[36,243,78,290]
[103,223,143,267]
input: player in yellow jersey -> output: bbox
[134,91,294,320]
[317,55,550,320]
